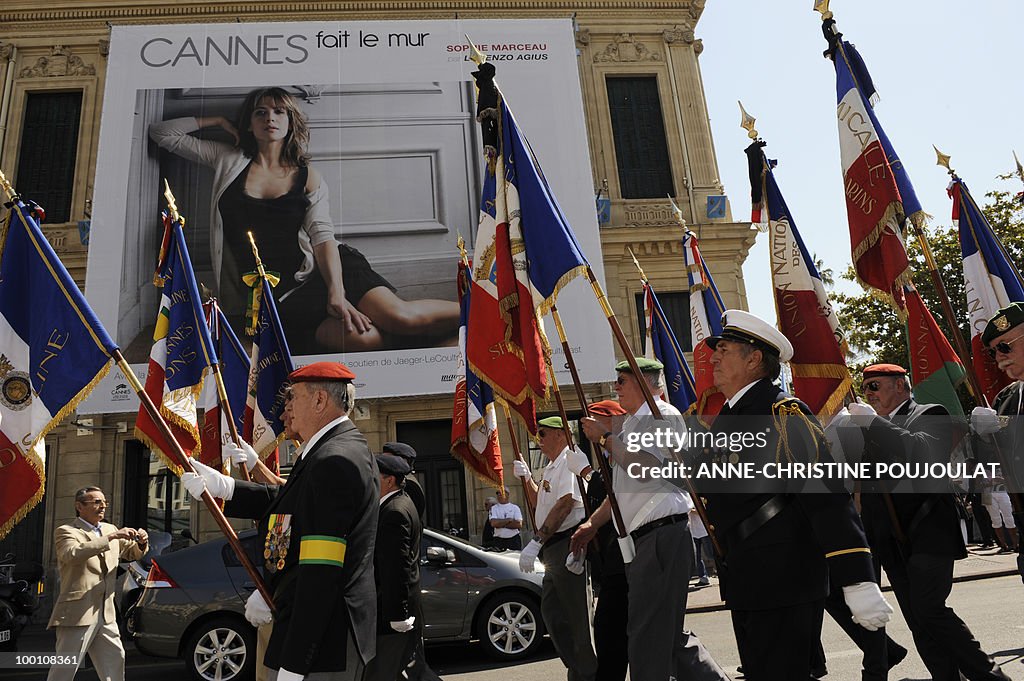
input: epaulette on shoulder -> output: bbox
[771,396,805,416]
[772,397,824,464]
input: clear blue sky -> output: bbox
[697,1,1023,325]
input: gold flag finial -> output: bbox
[162,179,182,224]
[933,145,954,175]
[1013,151,1024,182]
[457,234,469,266]
[814,0,833,20]
[627,246,649,283]
[465,35,487,66]
[248,230,268,280]
[0,168,16,202]
[738,100,758,140]
[667,195,686,228]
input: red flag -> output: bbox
[904,284,966,416]
[750,141,853,419]
[451,260,504,489]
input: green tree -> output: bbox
[832,181,1024,396]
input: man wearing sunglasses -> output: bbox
[701,310,887,681]
[841,364,1010,681]
[971,302,1024,583]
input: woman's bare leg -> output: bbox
[357,287,460,337]
[315,317,386,352]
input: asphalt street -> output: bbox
[6,574,1022,680]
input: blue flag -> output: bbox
[643,282,697,412]
[244,276,294,466]
[0,197,117,538]
[501,104,591,314]
[136,214,218,470]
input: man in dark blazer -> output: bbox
[183,361,379,681]
[381,442,426,522]
[700,310,890,681]
[366,453,423,681]
[842,363,1010,681]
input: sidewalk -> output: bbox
[685,544,1023,613]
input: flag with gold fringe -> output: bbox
[747,140,852,419]
[643,282,698,413]
[135,212,217,474]
[242,271,293,473]
[904,283,966,416]
[451,258,504,490]
[828,35,916,314]
[0,195,117,539]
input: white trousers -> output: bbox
[46,607,126,681]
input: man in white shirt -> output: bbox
[489,487,524,550]
[515,416,597,681]
[577,357,701,681]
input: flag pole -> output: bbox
[928,148,987,403]
[500,401,537,532]
[550,306,629,539]
[617,253,723,558]
[543,358,593,519]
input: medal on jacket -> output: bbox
[265,513,292,573]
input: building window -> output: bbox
[15,91,83,223]
[606,77,673,199]
[123,441,191,539]
[634,290,692,352]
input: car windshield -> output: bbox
[428,530,485,550]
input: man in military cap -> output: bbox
[183,361,379,681]
[365,454,422,681]
[701,309,890,681]
[513,415,596,681]
[838,363,1009,681]
[577,358,724,681]
[971,302,1024,582]
[381,442,426,522]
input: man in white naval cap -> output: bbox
[701,309,891,681]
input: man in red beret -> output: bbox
[183,361,379,681]
[840,363,1010,681]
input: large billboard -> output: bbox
[81,19,614,412]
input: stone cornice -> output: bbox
[1,0,703,25]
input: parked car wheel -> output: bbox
[475,591,545,661]
[184,616,255,681]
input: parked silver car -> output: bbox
[129,528,545,681]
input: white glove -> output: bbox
[188,459,235,500]
[223,441,259,472]
[513,459,532,479]
[971,406,1002,436]
[827,407,851,430]
[276,669,304,681]
[519,538,542,573]
[566,448,591,478]
[842,581,893,631]
[847,402,879,428]
[565,548,586,575]
[181,472,207,501]
[244,590,273,626]
[390,616,415,633]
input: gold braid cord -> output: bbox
[772,399,826,465]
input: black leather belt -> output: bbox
[631,513,688,541]
[728,494,792,548]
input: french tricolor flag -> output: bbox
[832,39,913,313]
[682,230,726,422]
[749,141,852,420]
[951,177,1024,402]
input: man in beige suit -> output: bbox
[47,486,148,681]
